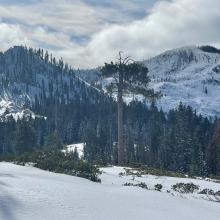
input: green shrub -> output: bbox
[7,150,101,182]
[172,182,199,193]
[199,188,215,195]
[124,167,186,178]
[215,191,220,196]
[123,182,148,189]
[154,184,163,191]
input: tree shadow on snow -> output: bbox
[0,173,17,178]
[0,181,22,220]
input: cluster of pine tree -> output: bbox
[1,99,220,176]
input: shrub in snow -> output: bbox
[172,183,199,193]
[123,182,148,189]
[154,184,163,191]
[118,172,126,177]
[199,188,215,195]
[8,150,101,182]
[136,182,148,189]
[215,191,220,196]
[123,182,134,186]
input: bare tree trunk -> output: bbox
[117,73,124,165]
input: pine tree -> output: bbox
[14,120,37,154]
[207,120,220,174]
[44,132,63,150]
[100,52,160,165]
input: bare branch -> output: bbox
[124,58,135,65]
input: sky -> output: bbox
[0,0,220,68]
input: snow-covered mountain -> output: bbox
[144,46,220,117]
[1,45,220,119]
[78,45,220,118]
[0,162,219,220]
[0,46,100,120]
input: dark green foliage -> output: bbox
[1,100,220,177]
[14,119,37,154]
[7,150,101,182]
[154,184,163,191]
[172,182,199,193]
[44,132,63,150]
[136,182,148,189]
[198,188,215,195]
[100,61,160,98]
[123,182,148,189]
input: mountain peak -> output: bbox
[141,45,220,117]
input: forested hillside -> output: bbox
[0,46,220,177]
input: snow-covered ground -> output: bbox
[0,162,219,220]
[62,143,85,158]
[100,166,220,202]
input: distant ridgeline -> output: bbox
[0,46,220,177]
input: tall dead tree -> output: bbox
[100,52,160,165]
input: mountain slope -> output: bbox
[0,162,219,220]
[0,46,101,120]
[1,45,220,119]
[144,46,220,117]
[78,46,220,118]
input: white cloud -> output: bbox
[76,0,220,68]
[0,21,30,51]
[0,0,219,68]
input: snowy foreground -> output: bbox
[0,163,219,220]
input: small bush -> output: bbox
[123,182,134,186]
[199,188,215,195]
[215,191,220,196]
[154,184,163,191]
[119,172,126,177]
[136,182,148,189]
[172,182,199,193]
[123,182,148,189]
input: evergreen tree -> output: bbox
[44,132,63,150]
[14,120,37,154]
[207,120,220,174]
[100,52,160,165]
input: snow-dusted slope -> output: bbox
[101,166,220,202]
[2,45,220,118]
[0,46,100,120]
[0,162,219,220]
[144,46,220,117]
[78,46,220,118]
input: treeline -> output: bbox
[1,99,220,177]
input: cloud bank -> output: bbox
[0,0,219,68]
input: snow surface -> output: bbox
[100,166,220,202]
[62,143,85,158]
[144,46,220,117]
[0,162,219,220]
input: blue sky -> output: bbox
[0,0,219,68]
